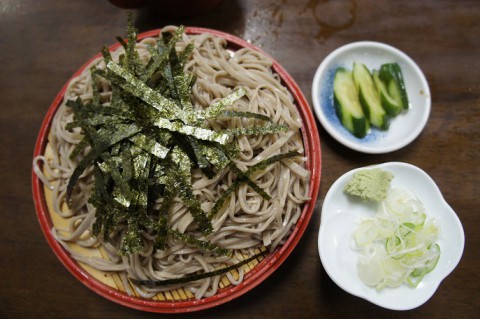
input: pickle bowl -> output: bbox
[318,162,464,310]
[311,41,431,154]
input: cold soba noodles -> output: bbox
[34,25,310,300]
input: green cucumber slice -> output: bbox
[353,63,389,130]
[379,63,409,110]
[373,70,403,116]
[333,68,369,138]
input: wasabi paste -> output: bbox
[344,168,393,202]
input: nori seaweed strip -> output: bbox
[246,151,302,174]
[198,88,247,119]
[130,149,151,212]
[91,68,101,105]
[170,230,233,257]
[154,184,173,250]
[227,162,271,200]
[98,155,133,208]
[77,104,132,118]
[65,115,125,130]
[106,61,188,122]
[224,140,241,159]
[153,128,173,147]
[178,42,195,68]
[221,124,289,137]
[145,26,185,87]
[90,165,111,237]
[120,217,143,255]
[129,133,170,159]
[132,51,148,81]
[171,146,191,176]
[121,144,133,182]
[161,53,181,107]
[110,148,152,246]
[153,118,231,144]
[169,134,214,178]
[162,26,185,50]
[101,45,112,63]
[132,249,268,287]
[187,136,215,178]
[66,123,141,199]
[211,110,272,122]
[123,12,137,73]
[141,44,167,83]
[69,137,90,160]
[176,74,195,111]
[169,148,213,235]
[208,152,301,219]
[66,97,84,117]
[207,180,238,220]
[199,141,231,170]
[145,40,168,87]
[109,143,122,157]
[172,177,212,235]
[168,40,183,79]
[115,36,128,50]
[150,160,167,184]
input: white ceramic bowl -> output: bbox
[312,42,431,153]
[318,162,464,310]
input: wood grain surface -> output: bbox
[0,0,478,318]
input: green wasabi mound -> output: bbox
[344,168,394,202]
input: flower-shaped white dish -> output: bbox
[318,162,464,310]
[312,42,431,153]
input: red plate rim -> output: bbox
[31,27,322,313]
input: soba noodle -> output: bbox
[34,26,310,300]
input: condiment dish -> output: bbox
[312,41,430,153]
[318,162,464,310]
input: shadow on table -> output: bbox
[134,0,244,35]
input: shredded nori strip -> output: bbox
[153,118,231,144]
[171,230,233,257]
[69,137,90,160]
[174,176,213,235]
[65,115,123,130]
[120,217,143,255]
[106,60,182,121]
[129,133,170,159]
[64,14,302,258]
[208,152,302,219]
[228,162,271,200]
[198,88,247,120]
[154,184,173,250]
[66,123,142,199]
[221,124,289,137]
[212,110,272,122]
[132,249,267,287]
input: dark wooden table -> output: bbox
[1,0,478,318]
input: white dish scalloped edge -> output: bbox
[312,41,431,153]
[318,162,465,310]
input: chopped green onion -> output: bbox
[354,187,441,290]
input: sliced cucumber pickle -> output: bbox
[373,70,403,116]
[332,62,409,138]
[333,68,369,138]
[353,63,389,130]
[379,63,409,110]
